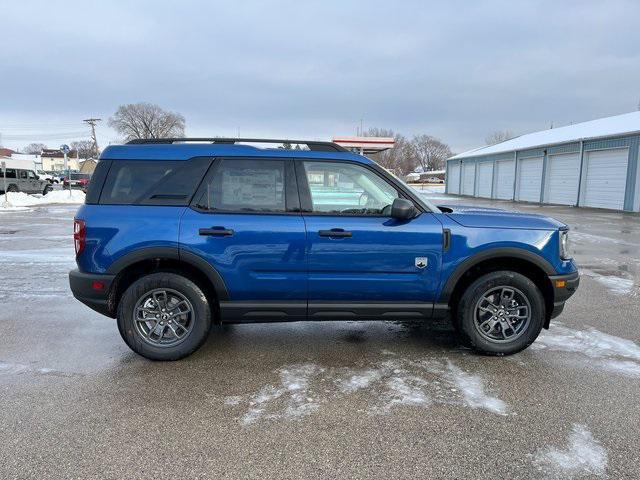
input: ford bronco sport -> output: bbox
[69,138,579,361]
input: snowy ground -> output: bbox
[0,190,85,211]
[0,199,639,478]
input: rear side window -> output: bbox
[99,158,211,205]
[194,159,286,212]
[1,168,17,179]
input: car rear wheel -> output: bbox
[454,271,545,355]
[7,184,18,193]
[117,273,211,361]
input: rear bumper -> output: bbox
[69,269,116,318]
[548,271,580,319]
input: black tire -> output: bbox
[117,272,212,361]
[454,271,545,355]
[7,184,18,193]
[43,185,52,195]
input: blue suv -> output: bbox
[69,138,579,360]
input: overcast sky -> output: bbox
[1,0,639,153]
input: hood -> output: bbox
[438,204,566,230]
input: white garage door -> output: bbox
[461,163,476,195]
[494,160,515,199]
[477,162,493,198]
[545,153,580,205]
[448,163,460,194]
[582,148,629,210]
[516,157,543,202]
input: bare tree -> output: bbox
[485,130,514,146]
[23,143,47,154]
[108,102,186,141]
[365,128,418,176]
[70,140,97,159]
[411,134,452,171]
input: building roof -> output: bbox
[450,111,640,160]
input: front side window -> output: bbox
[195,159,286,213]
[27,171,36,179]
[303,161,399,215]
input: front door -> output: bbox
[180,158,307,321]
[297,160,444,319]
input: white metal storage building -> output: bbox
[445,112,640,212]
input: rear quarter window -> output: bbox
[99,158,212,206]
[85,161,111,204]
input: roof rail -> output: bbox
[125,138,349,152]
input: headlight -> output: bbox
[559,229,570,260]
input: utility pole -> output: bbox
[83,118,101,158]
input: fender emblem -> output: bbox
[415,257,428,269]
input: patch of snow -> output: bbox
[0,247,74,264]
[535,324,640,377]
[338,368,384,393]
[533,424,607,479]
[571,231,633,247]
[600,359,640,377]
[591,275,635,296]
[227,359,507,425]
[383,373,431,409]
[0,190,85,210]
[412,185,446,194]
[443,361,507,414]
[237,364,324,425]
[0,361,67,377]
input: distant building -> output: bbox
[446,111,640,212]
[40,148,82,171]
[79,159,97,173]
[0,148,16,157]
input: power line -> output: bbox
[1,131,89,140]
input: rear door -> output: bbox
[180,158,307,321]
[297,159,443,318]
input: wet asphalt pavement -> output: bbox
[1,197,639,479]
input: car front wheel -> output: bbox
[454,271,545,355]
[117,273,212,361]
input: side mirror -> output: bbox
[391,198,417,220]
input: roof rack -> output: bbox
[125,138,349,152]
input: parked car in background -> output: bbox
[69,138,579,361]
[0,168,52,195]
[63,172,92,192]
[36,170,58,184]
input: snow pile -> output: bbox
[0,190,85,209]
[533,424,607,478]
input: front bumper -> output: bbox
[69,269,116,318]
[548,271,580,319]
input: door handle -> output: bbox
[199,226,234,237]
[318,228,352,238]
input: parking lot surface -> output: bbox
[1,196,639,479]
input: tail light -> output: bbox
[74,219,86,256]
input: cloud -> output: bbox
[1,0,639,151]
